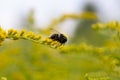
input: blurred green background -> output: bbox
[0,1,120,80]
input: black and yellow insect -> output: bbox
[49,28,67,45]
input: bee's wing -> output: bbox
[49,28,61,34]
[50,28,69,38]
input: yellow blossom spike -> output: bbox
[0,27,64,48]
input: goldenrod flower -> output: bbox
[41,38,61,48]
[92,23,105,30]
[0,27,7,45]
[20,30,26,36]
[85,72,110,80]
[0,27,63,48]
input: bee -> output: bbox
[49,28,67,45]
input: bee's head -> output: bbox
[59,34,67,44]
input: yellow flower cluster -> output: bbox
[40,12,98,34]
[58,12,98,21]
[7,29,41,41]
[60,43,105,54]
[92,21,120,31]
[85,72,110,80]
[41,38,62,48]
[92,21,120,49]
[0,27,62,48]
[0,27,7,45]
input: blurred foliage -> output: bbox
[0,5,120,80]
[72,3,107,46]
